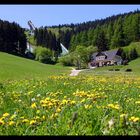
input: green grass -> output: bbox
[0,52,70,81]
[81,57,140,76]
[0,74,140,135]
[123,42,140,56]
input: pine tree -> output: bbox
[130,48,138,60]
[111,17,125,48]
[96,29,108,52]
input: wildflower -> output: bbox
[31,98,36,102]
[71,100,76,105]
[3,113,10,117]
[108,118,114,129]
[102,129,109,135]
[18,100,22,102]
[20,116,25,119]
[37,94,41,97]
[120,113,127,118]
[10,114,17,120]
[56,108,61,113]
[28,91,33,95]
[30,120,37,125]
[135,101,140,104]
[107,104,120,110]
[35,116,40,121]
[113,104,120,110]
[64,96,67,99]
[31,103,37,109]
[8,121,15,126]
[0,119,5,125]
[84,104,92,109]
[42,115,46,120]
[81,98,85,103]
[36,110,40,114]
[129,116,140,122]
[22,119,29,123]
[41,104,47,107]
[54,113,59,117]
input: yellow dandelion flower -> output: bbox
[8,121,15,126]
[107,104,114,108]
[31,103,37,109]
[84,104,92,109]
[36,110,40,114]
[0,119,5,125]
[129,116,135,121]
[56,108,61,113]
[54,113,59,117]
[120,114,127,118]
[3,113,10,117]
[129,116,139,122]
[42,115,46,120]
[10,114,17,120]
[22,119,29,123]
[71,100,76,105]
[81,98,85,103]
[133,117,139,122]
[135,101,140,104]
[114,104,120,110]
[20,116,25,119]
[41,104,47,107]
[64,96,67,99]
[35,116,40,120]
[30,120,37,125]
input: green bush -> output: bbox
[115,69,120,71]
[125,68,132,72]
[59,54,74,66]
[34,47,54,64]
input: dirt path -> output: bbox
[69,68,83,76]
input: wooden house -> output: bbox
[90,49,122,67]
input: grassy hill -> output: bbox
[81,57,140,76]
[0,52,70,81]
[123,42,140,56]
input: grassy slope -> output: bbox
[123,42,140,56]
[81,42,140,76]
[0,52,70,81]
[81,57,140,76]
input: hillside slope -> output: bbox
[0,52,70,81]
[81,57,140,76]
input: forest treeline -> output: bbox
[37,9,140,52]
[34,27,62,58]
[0,9,140,59]
[0,20,27,56]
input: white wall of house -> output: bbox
[96,55,105,61]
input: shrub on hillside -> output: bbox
[108,69,114,71]
[59,54,74,66]
[34,47,54,64]
[125,68,132,72]
[115,69,120,71]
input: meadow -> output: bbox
[0,52,70,81]
[0,74,140,135]
[0,52,140,135]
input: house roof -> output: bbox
[91,49,119,61]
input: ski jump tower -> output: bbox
[27,20,69,56]
[28,20,36,35]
